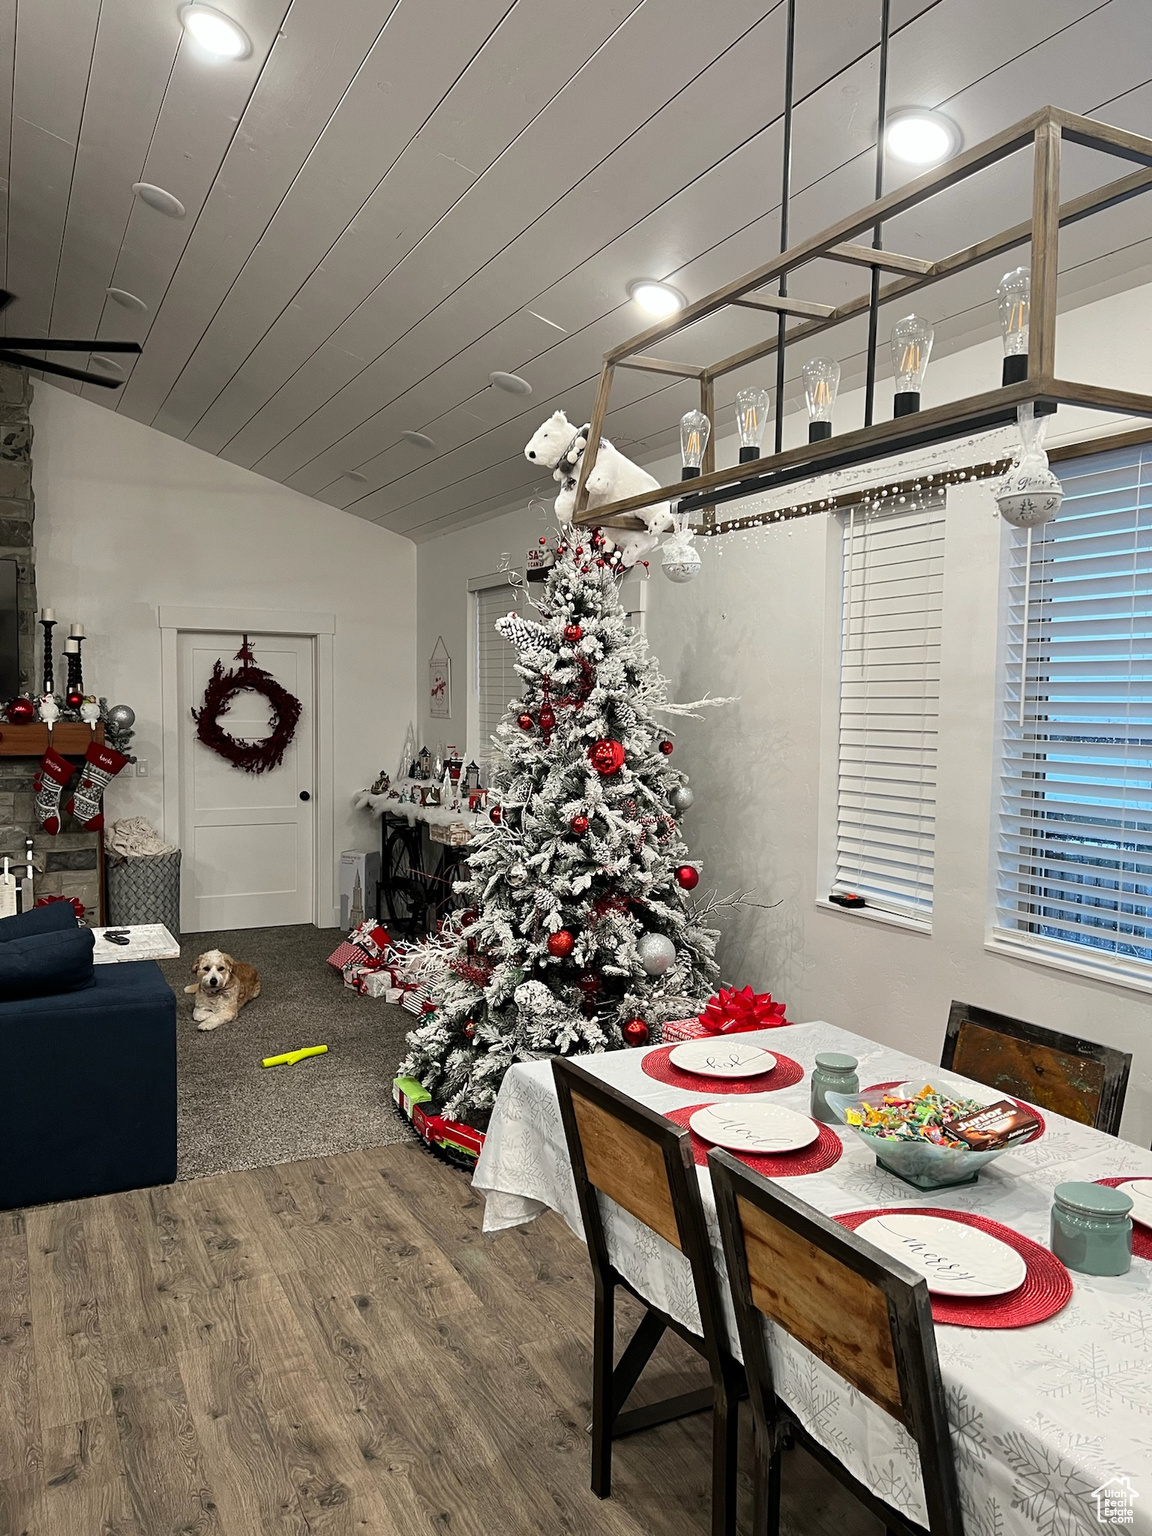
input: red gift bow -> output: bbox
[698,985,787,1034]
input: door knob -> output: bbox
[299,791,311,802]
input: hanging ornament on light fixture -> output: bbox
[734,388,770,463]
[995,403,1063,527]
[997,267,1030,386]
[891,314,934,416]
[679,410,710,479]
[802,357,840,441]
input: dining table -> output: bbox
[473,1019,1152,1536]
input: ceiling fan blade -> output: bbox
[0,350,123,389]
[2,337,141,353]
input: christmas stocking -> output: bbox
[33,746,74,835]
[65,742,128,832]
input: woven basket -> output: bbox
[106,849,181,938]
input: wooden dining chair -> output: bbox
[942,999,1131,1135]
[709,1146,963,1536]
[552,1058,745,1536]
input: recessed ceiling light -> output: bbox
[489,370,533,395]
[627,279,686,318]
[89,355,125,376]
[884,109,961,167]
[343,470,368,483]
[401,430,436,450]
[106,287,148,313]
[179,4,251,59]
[132,183,185,218]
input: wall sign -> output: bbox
[429,636,451,719]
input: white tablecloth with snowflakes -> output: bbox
[474,1021,1152,1536]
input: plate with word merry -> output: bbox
[688,1102,818,1155]
[855,1212,1027,1297]
[668,1039,778,1078]
[1117,1179,1152,1232]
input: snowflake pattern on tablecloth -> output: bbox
[1022,1412,1126,1488]
[866,1457,920,1517]
[780,1351,859,1463]
[1105,1308,1152,1352]
[950,1385,990,1473]
[961,1489,1006,1536]
[1024,1341,1152,1419]
[994,1430,1103,1536]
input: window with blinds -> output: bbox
[995,442,1152,980]
[835,494,945,917]
[475,581,524,753]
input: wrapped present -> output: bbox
[400,986,432,1016]
[360,969,400,999]
[429,822,472,847]
[328,938,372,972]
[349,922,393,959]
[698,986,789,1034]
[662,1017,710,1043]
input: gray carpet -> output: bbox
[160,926,414,1181]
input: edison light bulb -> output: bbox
[802,357,840,441]
[734,388,770,463]
[679,409,710,478]
[891,314,934,416]
[998,267,1030,385]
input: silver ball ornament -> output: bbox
[637,932,676,977]
[106,703,135,731]
[670,784,694,815]
[507,863,529,887]
[662,545,702,583]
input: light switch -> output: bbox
[135,759,149,777]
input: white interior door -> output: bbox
[178,632,315,932]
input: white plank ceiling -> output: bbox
[5,0,1151,539]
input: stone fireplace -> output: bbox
[0,366,102,921]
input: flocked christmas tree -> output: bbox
[400,530,726,1125]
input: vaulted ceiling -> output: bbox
[5,0,1151,539]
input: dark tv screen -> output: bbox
[0,560,20,701]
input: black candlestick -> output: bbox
[64,643,84,707]
[39,618,56,697]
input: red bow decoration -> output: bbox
[698,985,788,1034]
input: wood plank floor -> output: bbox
[0,1144,880,1536]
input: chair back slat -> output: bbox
[735,1191,907,1426]
[943,1000,1132,1134]
[570,1089,682,1251]
[950,1018,1103,1125]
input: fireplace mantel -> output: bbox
[0,722,104,756]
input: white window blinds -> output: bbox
[476,582,524,752]
[996,443,1152,976]
[836,494,945,915]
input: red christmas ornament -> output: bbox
[575,546,583,556]
[546,929,575,958]
[538,703,556,736]
[6,696,35,724]
[538,536,547,545]
[659,739,674,755]
[581,565,590,573]
[588,738,625,775]
[578,971,600,994]
[675,865,700,890]
[563,623,583,643]
[517,712,534,731]
[464,1021,475,1038]
[489,806,502,825]
[66,689,84,709]
[569,814,589,835]
[622,1018,650,1047]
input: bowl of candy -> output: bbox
[825,1080,1043,1191]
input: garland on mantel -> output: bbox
[192,636,301,775]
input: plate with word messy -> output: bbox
[1116,1179,1152,1232]
[688,1102,818,1155]
[668,1039,778,1078]
[855,1212,1028,1298]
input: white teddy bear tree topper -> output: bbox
[523,410,673,567]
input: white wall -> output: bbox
[416,281,1152,1143]
[31,384,417,926]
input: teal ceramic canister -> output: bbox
[811,1052,859,1124]
[1050,1181,1133,1276]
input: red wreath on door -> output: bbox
[192,636,302,775]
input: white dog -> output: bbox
[523,410,673,566]
[184,949,261,1031]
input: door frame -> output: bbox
[158,605,337,928]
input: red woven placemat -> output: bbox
[863,1082,1046,1144]
[835,1207,1071,1328]
[643,1044,804,1095]
[1095,1179,1152,1260]
[664,1103,842,1176]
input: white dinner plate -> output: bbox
[669,1039,778,1078]
[689,1102,818,1155]
[1117,1178,1152,1231]
[855,1213,1027,1298]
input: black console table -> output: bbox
[377,811,472,937]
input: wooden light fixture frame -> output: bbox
[571,107,1152,532]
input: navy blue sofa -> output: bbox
[0,902,177,1210]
